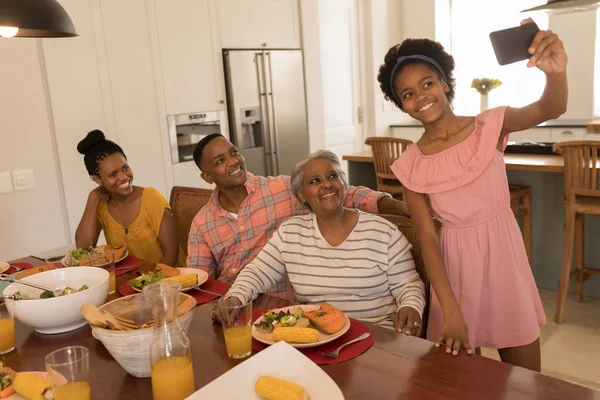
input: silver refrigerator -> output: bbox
[223,50,310,177]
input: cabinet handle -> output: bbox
[262,42,267,47]
[562,130,573,135]
[219,100,224,104]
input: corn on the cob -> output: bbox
[272,327,319,344]
[13,373,53,400]
[255,376,310,400]
[164,273,197,288]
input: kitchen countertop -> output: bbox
[343,150,565,173]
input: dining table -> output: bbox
[4,257,600,400]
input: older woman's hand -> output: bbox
[394,306,422,336]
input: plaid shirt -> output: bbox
[187,173,389,301]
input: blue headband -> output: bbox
[389,55,448,106]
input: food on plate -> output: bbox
[255,376,310,400]
[254,307,309,334]
[304,303,345,334]
[12,372,53,400]
[129,271,198,291]
[0,362,16,399]
[14,264,57,280]
[155,264,181,277]
[272,327,319,344]
[67,244,127,267]
[129,272,167,290]
[163,274,198,289]
[103,243,127,261]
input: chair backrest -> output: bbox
[553,141,600,198]
[379,214,441,338]
[169,186,214,254]
[365,136,413,180]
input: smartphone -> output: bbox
[489,22,540,66]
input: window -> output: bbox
[448,0,548,115]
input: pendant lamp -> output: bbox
[0,0,77,38]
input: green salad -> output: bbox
[253,307,308,333]
[13,284,89,299]
[70,246,97,266]
[129,272,167,290]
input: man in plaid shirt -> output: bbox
[187,134,410,301]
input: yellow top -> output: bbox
[98,187,186,267]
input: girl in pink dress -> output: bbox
[377,20,567,371]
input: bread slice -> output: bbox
[304,303,345,334]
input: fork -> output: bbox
[318,332,371,358]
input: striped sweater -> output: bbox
[227,211,426,328]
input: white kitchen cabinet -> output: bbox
[584,132,600,141]
[153,0,226,114]
[99,0,168,195]
[550,127,585,142]
[216,0,301,49]
[390,127,423,143]
[509,128,551,142]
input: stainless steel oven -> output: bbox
[168,111,227,164]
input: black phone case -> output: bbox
[489,22,540,66]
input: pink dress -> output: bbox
[391,107,546,349]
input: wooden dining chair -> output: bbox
[553,141,600,323]
[365,137,413,200]
[169,186,213,255]
[379,214,441,338]
[508,184,532,264]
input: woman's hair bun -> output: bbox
[77,129,106,155]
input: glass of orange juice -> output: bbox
[45,346,90,400]
[0,300,15,354]
[218,297,253,359]
[98,253,116,295]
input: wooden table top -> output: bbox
[343,149,565,173]
[6,258,600,399]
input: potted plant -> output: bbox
[471,78,502,112]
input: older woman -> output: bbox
[223,150,425,333]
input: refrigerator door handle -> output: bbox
[255,52,272,176]
[265,52,280,176]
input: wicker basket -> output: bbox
[91,293,195,378]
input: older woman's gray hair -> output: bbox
[291,150,349,208]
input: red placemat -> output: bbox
[114,256,143,276]
[251,308,374,365]
[118,278,230,305]
[6,262,35,275]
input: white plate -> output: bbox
[131,268,209,293]
[252,305,350,349]
[186,341,345,400]
[0,262,9,274]
[6,371,50,400]
[61,250,129,267]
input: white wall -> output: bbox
[549,12,596,121]
[299,0,327,152]
[0,40,70,261]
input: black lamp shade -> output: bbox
[0,0,77,38]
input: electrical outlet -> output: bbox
[12,169,35,191]
[0,172,13,193]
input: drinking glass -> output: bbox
[0,300,15,354]
[45,346,90,400]
[218,297,253,359]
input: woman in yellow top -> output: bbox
[75,130,186,267]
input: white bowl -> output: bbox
[3,267,109,334]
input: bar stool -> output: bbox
[365,137,412,200]
[553,141,600,324]
[509,184,532,264]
